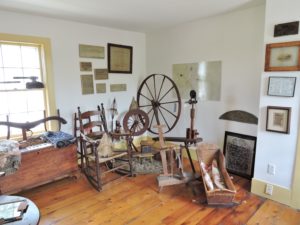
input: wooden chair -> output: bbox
[78,108,133,191]
[73,111,82,170]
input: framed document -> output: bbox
[108,43,132,73]
[267,76,296,97]
[79,44,104,59]
[266,106,291,134]
[223,131,256,179]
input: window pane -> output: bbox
[2,44,22,67]
[21,46,40,68]
[27,90,45,111]
[0,46,3,67]
[7,91,27,113]
[0,92,9,115]
[0,69,5,90]
[3,68,25,90]
[23,68,41,81]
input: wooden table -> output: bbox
[0,195,40,225]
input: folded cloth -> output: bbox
[0,140,21,175]
[42,131,75,148]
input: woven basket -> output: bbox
[196,143,236,205]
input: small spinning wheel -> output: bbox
[137,74,181,134]
[122,109,149,136]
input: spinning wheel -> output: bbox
[137,74,181,134]
[122,109,149,136]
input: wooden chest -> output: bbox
[0,144,78,194]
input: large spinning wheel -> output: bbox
[137,74,181,134]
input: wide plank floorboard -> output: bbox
[18,172,300,225]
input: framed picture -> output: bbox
[94,69,108,80]
[80,62,92,72]
[265,41,300,71]
[274,21,299,37]
[267,76,296,97]
[266,106,291,134]
[223,131,256,179]
[80,74,94,95]
[108,43,132,73]
[79,44,105,59]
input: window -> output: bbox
[0,33,55,138]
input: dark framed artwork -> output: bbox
[223,131,256,179]
[267,76,296,97]
[274,21,299,37]
[266,106,291,134]
[265,41,300,71]
[107,43,132,73]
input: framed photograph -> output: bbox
[267,76,296,97]
[223,131,256,179]
[265,41,300,71]
[266,106,291,134]
[108,43,132,73]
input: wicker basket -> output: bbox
[196,143,236,205]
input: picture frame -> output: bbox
[79,44,105,59]
[267,76,296,97]
[265,41,300,71]
[266,106,291,134]
[94,69,108,80]
[108,43,132,73]
[80,62,92,72]
[274,21,299,37]
[223,131,256,179]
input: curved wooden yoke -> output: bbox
[0,116,67,140]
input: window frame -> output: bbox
[0,33,57,138]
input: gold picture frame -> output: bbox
[108,43,132,73]
[265,41,300,71]
[266,106,291,134]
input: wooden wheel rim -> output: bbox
[137,74,181,134]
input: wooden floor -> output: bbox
[18,169,300,225]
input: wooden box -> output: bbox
[0,144,78,194]
[196,143,236,205]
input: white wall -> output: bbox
[0,10,146,134]
[146,5,265,146]
[254,0,300,188]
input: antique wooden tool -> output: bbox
[154,124,191,191]
[186,90,199,140]
[136,74,202,176]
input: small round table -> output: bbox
[0,195,40,225]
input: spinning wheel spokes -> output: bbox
[123,109,149,136]
[137,74,181,134]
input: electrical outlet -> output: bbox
[267,163,276,175]
[265,184,273,195]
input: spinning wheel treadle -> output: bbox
[137,74,181,134]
